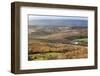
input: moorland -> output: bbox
[28,25,88,60]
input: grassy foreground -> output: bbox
[28,39,88,61]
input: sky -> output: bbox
[28,15,88,26]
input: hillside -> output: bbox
[28,25,88,60]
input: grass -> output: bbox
[28,47,88,61]
[28,39,88,61]
[29,52,61,60]
[75,38,87,42]
[28,33,88,61]
[66,35,88,40]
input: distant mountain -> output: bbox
[28,25,87,36]
[29,19,88,27]
[29,26,71,33]
[28,25,87,41]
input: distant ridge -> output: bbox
[29,19,88,27]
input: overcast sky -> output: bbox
[28,15,88,26]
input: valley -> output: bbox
[28,25,88,60]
